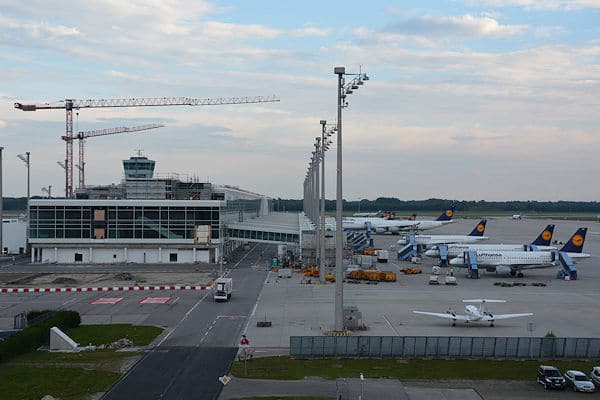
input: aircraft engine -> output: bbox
[375,227,387,234]
[495,265,512,275]
[388,226,400,233]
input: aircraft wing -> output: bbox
[413,311,469,320]
[482,313,533,321]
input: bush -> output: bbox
[0,311,81,364]
[545,331,557,338]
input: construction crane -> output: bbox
[14,96,280,197]
[64,123,164,189]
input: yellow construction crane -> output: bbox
[14,95,280,197]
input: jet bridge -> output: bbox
[556,252,577,280]
[225,212,301,245]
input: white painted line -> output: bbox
[155,289,212,349]
[383,314,401,336]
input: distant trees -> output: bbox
[272,197,600,213]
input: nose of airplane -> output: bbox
[449,257,464,265]
[397,238,406,245]
[424,249,437,257]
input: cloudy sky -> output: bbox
[1,0,599,201]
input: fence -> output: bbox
[290,336,600,359]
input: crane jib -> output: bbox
[15,96,280,111]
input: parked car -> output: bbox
[591,367,600,388]
[537,365,566,390]
[564,370,596,392]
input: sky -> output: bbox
[0,0,599,201]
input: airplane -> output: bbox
[424,224,555,258]
[343,208,455,234]
[449,227,590,277]
[353,210,382,217]
[413,299,533,327]
[397,219,488,246]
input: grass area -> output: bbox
[0,365,120,400]
[231,356,600,381]
[0,324,164,400]
[10,349,139,372]
[66,323,164,346]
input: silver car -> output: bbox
[591,367,600,389]
[564,370,596,393]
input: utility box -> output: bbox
[343,305,366,330]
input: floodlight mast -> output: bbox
[14,95,280,197]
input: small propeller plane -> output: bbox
[413,299,533,327]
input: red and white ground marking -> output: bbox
[0,285,209,294]
[90,297,124,305]
[139,296,172,304]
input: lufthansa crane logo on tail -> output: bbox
[476,224,485,233]
[572,234,584,247]
[542,230,552,241]
[445,210,453,218]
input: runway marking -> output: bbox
[139,297,172,304]
[90,297,124,305]
[383,314,401,336]
[61,298,78,308]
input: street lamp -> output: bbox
[17,152,30,253]
[333,66,369,332]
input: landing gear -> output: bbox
[490,322,494,327]
[517,272,524,278]
[510,270,516,276]
[452,320,456,326]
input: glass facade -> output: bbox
[226,228,299,244]
[30,203,221,241]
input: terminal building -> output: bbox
[28,154,302,264]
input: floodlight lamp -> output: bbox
[320,120,327,125]
[17,154,28,163]
[363,74,369,80]
[346,89,353,94]
[352,85,359,90]
[334,67,346,74]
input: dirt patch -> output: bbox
[52,277,78,285]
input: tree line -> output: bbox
[273,198,600,213]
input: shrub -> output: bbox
[0,311,81,363]
[545,331,557,338]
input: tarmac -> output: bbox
[243,217,600,344]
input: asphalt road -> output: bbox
[101,243,273,400]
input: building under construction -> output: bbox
[29,154,272,264]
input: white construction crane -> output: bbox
[64,123,164,189]
[14,95,280,197]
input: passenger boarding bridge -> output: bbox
[225,212,302,245]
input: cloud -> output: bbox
[463,0,600,10]
[291,27,330,37]
[382,14,527,39]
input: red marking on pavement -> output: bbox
[139,297,172,304]
[0,285,209,294]
[90,297,124,305]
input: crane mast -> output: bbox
[15,96,279,197]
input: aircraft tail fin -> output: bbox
[531,224,555,246]
[468,220,487,237]
[408,214,417,221]
[435,207,455,221]
[559,228,587,253]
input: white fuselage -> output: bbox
[398,234,487,246]
[464,305,482,321]
[450,250,589,267]
[425,244,555,258]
